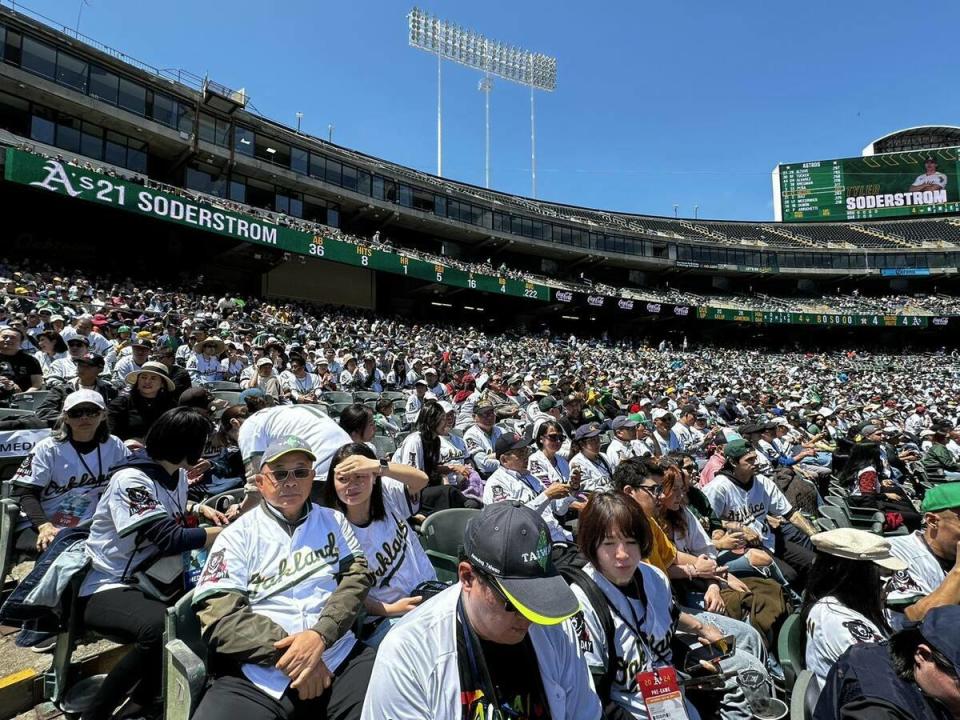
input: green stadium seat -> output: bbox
[790,669,819,720]
[207,381,241,391]
[353,391,380,403]
[0,495,21,587]
[380,391,407,403]
[776,613,805,692]
[163,590,207,720]
[211,390,241,406]
[818,505,851,529]
[321,391,353,405]
[11,390,51,411]
[419,508,479,582]
[371,435,397,459]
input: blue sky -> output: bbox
[20,0,960,220]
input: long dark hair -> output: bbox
[534,420,564,452]
[839,442,882,486]
[37,330,67,354]
[416,400,445,485]
[323,442,386,522]
[799,552,891,637]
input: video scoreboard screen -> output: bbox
[773,146,960,222]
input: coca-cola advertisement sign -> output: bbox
[587,295,605,307]
[673,305,690,316]
[645,303,661,314]
[618,299,634,311]
[556,291,573,303]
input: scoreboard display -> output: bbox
[773,146,960,222]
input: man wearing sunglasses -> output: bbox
[482,432,573,543]
[193,435,374,720]
[362,502,601,720]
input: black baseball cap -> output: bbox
[464,502,579,625]
[495,431,531,458]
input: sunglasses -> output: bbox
[475,569,518,614]
[544,433,564,442]
[67,341,86,347]
[638,483,664,498]
[265,467,312,482]
[66,407,101,419]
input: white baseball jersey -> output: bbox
[238,405,351,478]
[281,371,320,401]
[482,466,572,542]
[13,435,128,531]
[670,506,715,557]
[462,425,502,477]
[702,473,792,551]
[528,449,571,488]
[193,502,364,699]
[405,394,423,425]
[48,357,80,382]
[438,432,469,484]
[912,172,947,189]
[567,562,686,720]
[111,356,143,384]
[885,530,948,630]
[81,459,190,597]
[805,597,886,690]
[186,353,224,384]
[569,453,613,493]
[604,437,636,474]
[349,478,434,609]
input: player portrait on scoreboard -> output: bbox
[909,156,948,193]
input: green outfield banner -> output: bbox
[4,148,947,327]
[2,148,550,301]
[777,146,960,222]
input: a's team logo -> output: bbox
[13,454,32,480]
[843,619,881,644]
[465,438,480,451]
[29,160,82,197]
[125,486,159,516]
[199,549,230,585]
[491,486,508,503]
[888,570,921,593]
[572,611,594,654]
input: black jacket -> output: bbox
[107,389,176,441]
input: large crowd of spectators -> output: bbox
[1,259,960,720]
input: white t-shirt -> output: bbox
[13,435,128,531]
[238,405,351,478]
[670,506,715,558]
[568,562,687,720]
[349,478,435,609]
[81,460,190,596]
[193,502,363,699]
[702,473,792,551]
[885,530,948,630]
[805,597,886,690]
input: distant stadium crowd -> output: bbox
[16,143,960,319]
[0,259,959,720]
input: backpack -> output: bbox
[553,548,617,703]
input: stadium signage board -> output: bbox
[775,146,960,221]
[3,148,549,302]
[697,306,930,328]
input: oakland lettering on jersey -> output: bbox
[248,531,340,599]
[39,471,104,500]
[724,502,767,524]
[371,514,411,587]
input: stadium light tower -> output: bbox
[407,7,557,196]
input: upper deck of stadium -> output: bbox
[1,3,960,279]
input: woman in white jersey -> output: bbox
[80,408,226,720]
[11,389,128,554]
[568,422,613,493]
[322,442,434,648]
[800,527,905,690]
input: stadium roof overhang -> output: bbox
[862,126,960,156]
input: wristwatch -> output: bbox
[378,458,389,477]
